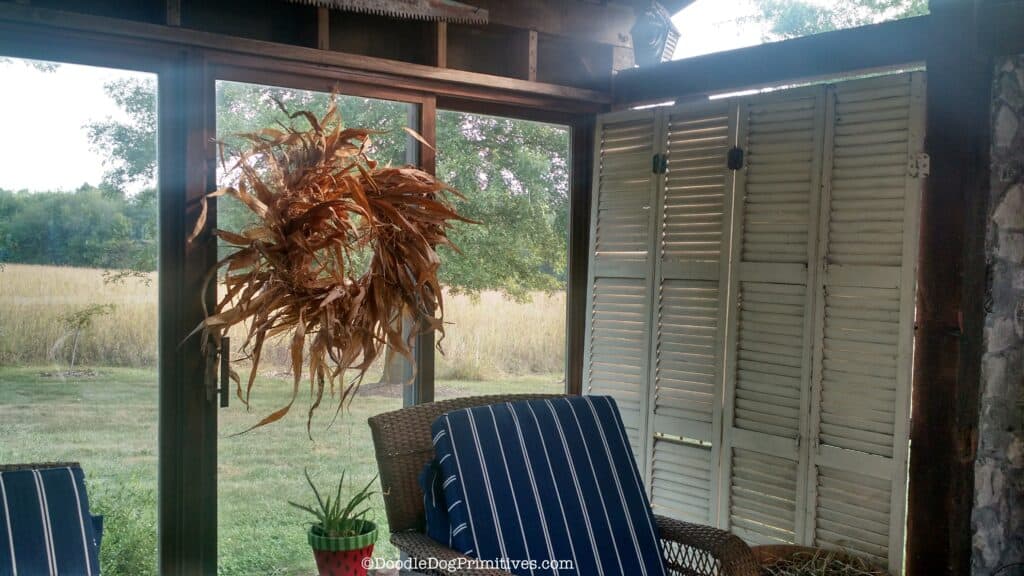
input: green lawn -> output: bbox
[0,366,563,575]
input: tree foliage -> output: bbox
[71,80,569,297]
[87,78,158,193]
[436,111,568,300]
[0,184,156,270]
[752,0,927,40]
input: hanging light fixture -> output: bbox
[630,1,680,66]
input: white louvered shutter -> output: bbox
[647,101,738,526]
[584,110,660,471]
[806,72,924,573]
[719,87,826,544]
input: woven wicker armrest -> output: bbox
[391,532,514,576]
[654,514,761,576]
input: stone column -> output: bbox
[972,54,1024,576]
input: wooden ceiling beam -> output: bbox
[0,2,610,111]
[471,0,635,47]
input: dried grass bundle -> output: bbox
[762,549,889,576]
[189,98,471,435]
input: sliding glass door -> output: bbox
[431,110,571,399]
[209,77,423,573]
[0,56,161,575]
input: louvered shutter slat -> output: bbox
[721,88,824,546]
[585,112,659,465]
[808,72,924,574]
[651,438,713,524]
[648,102,736,528]
[728,448,799,544]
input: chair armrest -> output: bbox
[654,514,761,576]
[390,532,513,576]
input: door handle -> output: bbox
[206,335,231,408]
[218,336,230,408]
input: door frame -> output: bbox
[0,24,215,574]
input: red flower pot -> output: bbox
[308,520,377,576]
[312,544,375,576]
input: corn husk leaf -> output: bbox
[191,96,473,436]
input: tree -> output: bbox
[436,111,568,300]
[0,185,157,271]
[85,80,572,386]
[0,58,60,72]
[85,81,570,298]
[53,303,116,371]
[752,0,927,40]
[87,78,158,194]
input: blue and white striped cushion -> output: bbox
[430,396,667,576]
[0,465,101,576]
[418,460,453,547]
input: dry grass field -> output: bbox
[0,263,566,378]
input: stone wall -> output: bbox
[972,54,1024,576]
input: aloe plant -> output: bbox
[289,469,378,538]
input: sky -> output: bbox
[0,60,152,193]
[671,0,768,59]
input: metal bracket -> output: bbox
[219,336,230,408]
[652,153,667,174]
[727,146,745,171]
[909,153,930,178]
[206,336,230,407]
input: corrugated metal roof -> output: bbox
[283,0,488,24]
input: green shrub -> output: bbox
[90,477,158,576]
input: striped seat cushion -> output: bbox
[0,465,101,576]
[429,395,666,576]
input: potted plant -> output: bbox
[290,469,379,576]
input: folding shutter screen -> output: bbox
[583,110,660,471]
[718,87,826,545]
[585,72,923,573]
[806,72,924,574]
[647,101,737,526]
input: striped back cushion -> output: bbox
[430,395,666,576]
[0,465,101,576]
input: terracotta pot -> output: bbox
[308,520,377,576]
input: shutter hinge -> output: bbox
[727,146,745,171]
[652,153,668,174]
[908,153,930,178]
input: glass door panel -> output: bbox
[213,80,411,574]
[0,57,160,575]
[432,110,570,399]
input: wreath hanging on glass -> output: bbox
[188,98,471,435]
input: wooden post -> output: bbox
[317,7,329,51]
[158,48,219,575]
[566,116,594,396]
[528,29,538,82]
[165,0,181,26]
[435,21,447,68]
[905,1,992,574]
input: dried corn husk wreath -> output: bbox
[188,98,472,435]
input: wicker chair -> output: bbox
[368,394,760,576]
